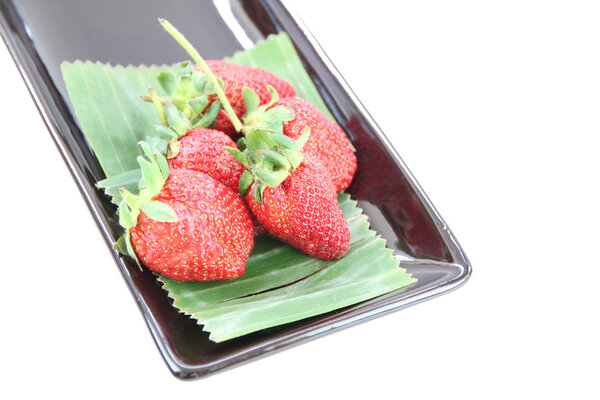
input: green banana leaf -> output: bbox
[159,193,415,342]
[61,32,416,342]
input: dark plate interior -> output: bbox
[0,0,471,379]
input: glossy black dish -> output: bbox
[0,0,471,379]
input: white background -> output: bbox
[1,1,599,398]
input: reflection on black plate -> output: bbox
[0,0,471,379]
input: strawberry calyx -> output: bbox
[140,62,221,124]
[142,83,221,158]
[224,85,308,202]
[240,86,294,135]
[225,126,310,203]
[114,141,178,266]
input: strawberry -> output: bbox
[199,60,295,136]
[245,153,350,260]
[115,143,254,282]
[224,126,350,260]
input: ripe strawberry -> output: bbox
[224,123,350,259]
[116,143,254,282]
[245,153,350,260]
[199,60,295,136]
[131,170,254,281]
[275,97,357,192]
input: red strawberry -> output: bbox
[198,60,295,136]
[131,170,254,281]
[275,97,357,192]
[245,154,350,260]
[116,144,254,282]
[224,124,351,260]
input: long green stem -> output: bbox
[159,18,243,132]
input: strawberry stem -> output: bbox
[148,86,167,126]
[159,18,243,132]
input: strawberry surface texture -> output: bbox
[277,97,357,192]
[167,128,244,193]
[130,169,254,281]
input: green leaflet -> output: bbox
[61,32,416,342]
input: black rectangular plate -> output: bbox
[0,0,471,380]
